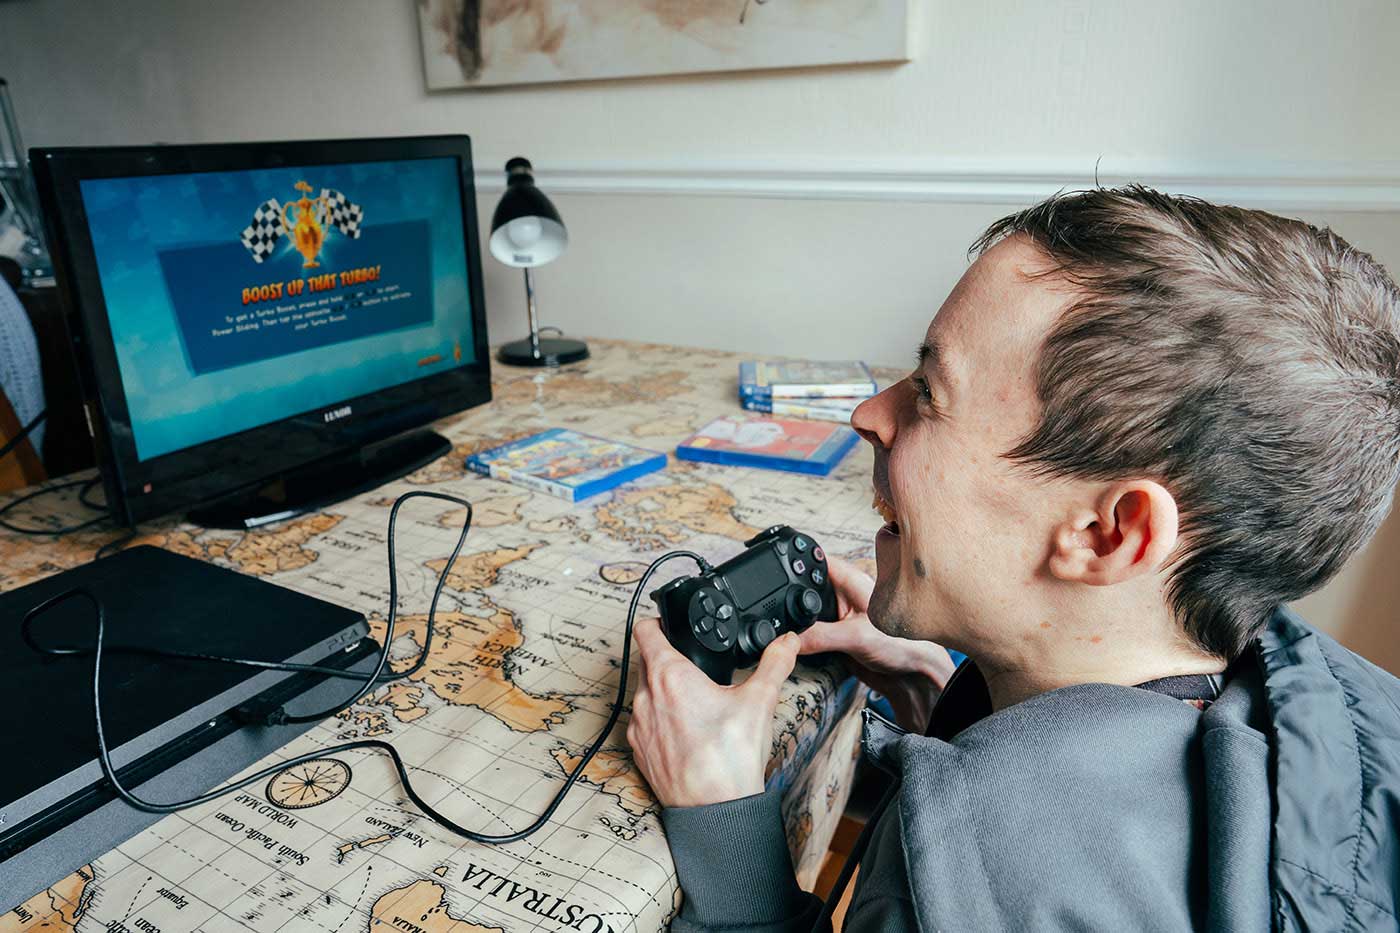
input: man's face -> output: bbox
[853,236,1075,648]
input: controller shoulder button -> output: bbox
[744,525,786,546]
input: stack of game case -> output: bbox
[738,359,877,423]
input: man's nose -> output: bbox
[851,384,898,451]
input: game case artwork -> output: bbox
[466,428,667,501]
[676,415,860,476]
[739,360,878,400]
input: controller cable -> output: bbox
[0,475,107,536]
[21,489,711,844]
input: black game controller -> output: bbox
[650,525,838,685]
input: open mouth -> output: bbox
[872,491,900,537]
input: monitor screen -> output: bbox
[33,136,492,526]
[79,157,475,462]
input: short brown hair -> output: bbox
[974,186,1400,659]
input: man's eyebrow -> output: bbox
[916,340,951,385]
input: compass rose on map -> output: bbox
[265,759,353,809]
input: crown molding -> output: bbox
[473,160,1400,212]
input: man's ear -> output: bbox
[1048,481,1179,586]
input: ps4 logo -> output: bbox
[323,405,353,423]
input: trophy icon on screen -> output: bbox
[284,181,326,268]
[239,180,364,267]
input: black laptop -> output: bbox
[0,546,373,905]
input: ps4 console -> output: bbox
[0,546,376,907]
[651,525,838,684]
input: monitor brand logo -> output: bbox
[323,405,353,423]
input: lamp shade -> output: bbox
[488,157,567,268]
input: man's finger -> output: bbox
[797,617,865,655]
[632,616,681,664]
[745,632,801,695]
[825,554,874,616]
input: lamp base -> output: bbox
[497,336,590,367]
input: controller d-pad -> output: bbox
[696,616,714,634]
[700,593,716,615]
[716,604,733,620]
[715,622,732,642]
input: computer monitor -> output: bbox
[31,136,491,527]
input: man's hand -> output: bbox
[798,555,957,732]
[627,617,800,808]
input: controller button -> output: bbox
[794,536,809,552]
[752,618,778,650]
[800,588,823,616]
[792,558,807,575]
[811,568,826,585]
[716,603,734,620]
[715,622,731,641]
[696,615,714,633]
[700,593,716,614]
[813,546,825,562]
[775,540,788,556]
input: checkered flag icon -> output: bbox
[321,188,364,239]
[240,198,285,263]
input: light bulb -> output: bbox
[506,217,543,248]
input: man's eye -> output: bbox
[911,376,934,403]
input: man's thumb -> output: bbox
[748,632,801,693]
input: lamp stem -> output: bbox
[522,266,542,360]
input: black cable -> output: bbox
[79,477,106,512]
[0,476,108,535]
[21,490,711,845]
[30,490,471,686]
[0,407,46,462]
[93,529,138,562]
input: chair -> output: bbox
[0,260,46,491]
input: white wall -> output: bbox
[3,0,1399,668]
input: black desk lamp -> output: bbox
[489,157,588,366]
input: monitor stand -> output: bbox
[188,429,452,529]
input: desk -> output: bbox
[2,340,894,933]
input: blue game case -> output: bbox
[738,360,878,400]
[465,428,667,502]
[740,396,862,423]
[675,416,860,476]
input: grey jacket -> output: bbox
[661,607,1400,931]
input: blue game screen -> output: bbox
[80,157,475,462]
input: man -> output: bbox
[627,186,1400,931]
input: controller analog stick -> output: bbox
[739,617,779,656]
[752,618,777,649]
[787,586,823,625]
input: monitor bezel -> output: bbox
[32,135,492,526]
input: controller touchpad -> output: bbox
[729,548,786,607]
